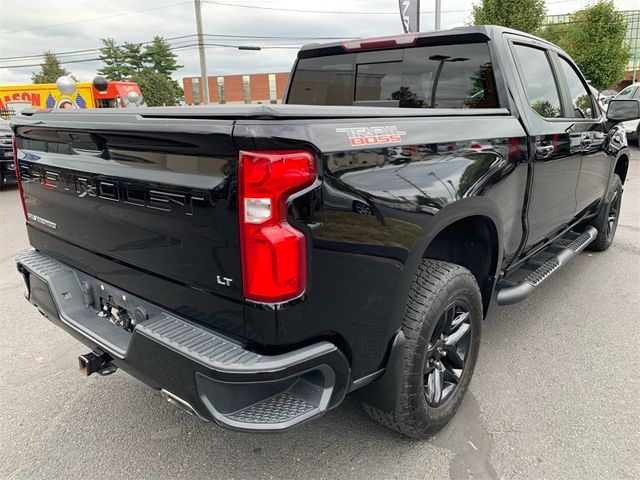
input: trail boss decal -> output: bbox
[336,126,407,147]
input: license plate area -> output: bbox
[95,281,149,333]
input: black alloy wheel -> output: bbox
[424,301,471,407]
[606,189,621,239]
[361,259,482,438]
[588,173,622,252]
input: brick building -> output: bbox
[183,72,290,105]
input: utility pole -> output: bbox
[194,0,209,104]
[435,0,441,30]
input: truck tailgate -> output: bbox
[13,113,245,336]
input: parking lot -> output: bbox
[0,147,638,480]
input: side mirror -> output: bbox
[607,99,640,123]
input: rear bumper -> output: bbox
[16,250,350,432]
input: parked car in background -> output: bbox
[0,117,15,190]
[614,83,640,143]
[600,89,619,107]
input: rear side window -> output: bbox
[558,57,594,118]
[512,44,562,119]
[287,42,499,109]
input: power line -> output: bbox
[200,0,602,16]
[0,0,604,40]
[202,1,475,15]
[0,33,357,62]
[0,42,303,69]
[0,35,199,61]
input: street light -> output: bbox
[238,46,261,51]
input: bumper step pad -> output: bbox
[497,227,597,306]
[227,392,316,424]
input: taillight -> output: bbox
[12,135,27,220]
[238,150,316,303]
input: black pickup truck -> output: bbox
[11,26,638,437]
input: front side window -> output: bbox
[559,57,594,118]
[512,44,562,119]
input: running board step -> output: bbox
[497,227,598,306]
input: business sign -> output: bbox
[398,0,420,33]
[0,85,93,110]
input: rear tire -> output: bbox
[588,173,622,252]
[363,259,482,438]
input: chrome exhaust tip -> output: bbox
[160,389,209,422]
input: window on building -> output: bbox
[192,78,200,104]
[268,74,277,104]
[243,75,251,104]
[217,77,225,104]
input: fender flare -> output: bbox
[388,197,505,335]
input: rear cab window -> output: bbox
[287,42,499,109]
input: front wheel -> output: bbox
[363,259,482,438]
[588,173,622,252]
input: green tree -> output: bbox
[97,38,129,81]
[31,51,71,84]
[538,23,567,46]
[143,36,184,102]
[131,68,179,106]
[551,1,630,90]
[531,100,561,118]
[122,42,145,75]
[144,36,182,77]
[97,36,184,103]
[471,0,546,33]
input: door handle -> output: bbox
[535,145,554,159]
[580,134,592,146]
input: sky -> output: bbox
[0,0,637,85]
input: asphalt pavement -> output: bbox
[1,148,639,480]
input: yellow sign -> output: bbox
[0,83,95,110]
